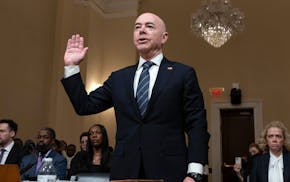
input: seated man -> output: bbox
[0,119,23,165]
[64,144,76,171]
[20,127,67,180]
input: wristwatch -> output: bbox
[187,172,203,182]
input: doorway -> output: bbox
[210,100,263,182]
[221,108,254,182]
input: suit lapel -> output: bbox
[47,150,57,160]
[263,153,270,182]
[5,144,14,163]
[283,151,290,182]
[125,64,141,119]
[5,143,18,164]
[144,58,174,118]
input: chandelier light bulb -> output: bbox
[191,0,244,48]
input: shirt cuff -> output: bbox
[187,162,203,174]
[64,65,80,78]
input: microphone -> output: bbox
[20,162,36,175]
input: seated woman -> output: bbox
[69,124,112,177]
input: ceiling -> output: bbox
[74,0,138,18]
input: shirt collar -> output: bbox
[39,149,52,158]
[1,141,14,153]
[270,151,283,163]
[137,53,163,70]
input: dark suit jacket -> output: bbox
[62,58,209,182]
[250,151,290,182]
[20,150,67,180]
[5,143,23,165]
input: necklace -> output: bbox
[92,153,102,165]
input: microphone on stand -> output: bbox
[20,162,36,175]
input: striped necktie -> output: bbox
[136,61,154,117]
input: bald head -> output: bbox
[134,12,168,60]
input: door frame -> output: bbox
[210,99,263,182]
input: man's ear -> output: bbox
[10,130,16,138]
[161,32,169,44]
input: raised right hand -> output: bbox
[64,34,88,66]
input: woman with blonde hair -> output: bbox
[251,121,290,182]
[257,120,290,152]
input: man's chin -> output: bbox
[270,146,282,151]
[136,45,150,52]
[37,145,50,154]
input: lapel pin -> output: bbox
[167,66,173,70]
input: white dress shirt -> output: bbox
[269,151,284,182]
[64,53,204,174]
[133,54,162,98]
[0,141,14,164]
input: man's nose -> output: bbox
[139,26,146,34]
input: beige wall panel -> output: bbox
[0,0,57,140]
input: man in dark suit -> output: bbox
[20,127,67,180]
[0,119,23,165]
[62,12,209,182]
[250,121,290,182]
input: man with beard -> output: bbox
[20,127,67,180]
[0,119,23,165]
[68,124,112,178]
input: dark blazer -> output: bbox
[5,143,23,165]
[62,58,209,182]
[69,150,112,177]
[250,151,290,182]
[20,150,67,180]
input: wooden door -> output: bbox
[220,108,254,182]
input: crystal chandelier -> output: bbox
[191,0,244,48]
